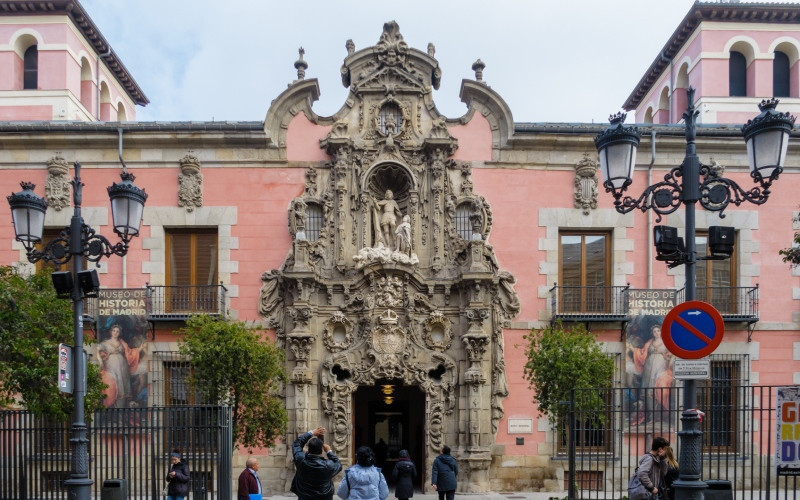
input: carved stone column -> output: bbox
[288,306,315,434]
[462,307,492,492]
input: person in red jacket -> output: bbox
[238,458,262,500]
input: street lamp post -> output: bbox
[595,87,794,500]
[7,162,147,500]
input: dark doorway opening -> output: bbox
[352,380,426,490]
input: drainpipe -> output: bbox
[647,130,657,289]
[118,127,127,287]
[96,46,112,121]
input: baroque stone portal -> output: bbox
[259,21,519,493]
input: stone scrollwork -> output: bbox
[45,155,71,211]
[422,311,452,351]
[322,311,354,352]
[178,154,203,212]
[574,153,598,215]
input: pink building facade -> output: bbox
[1,1,799,497]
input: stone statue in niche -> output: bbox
[373,189,402,248]
[395,215,412,256]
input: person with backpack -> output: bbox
[336,446,388,500]
[637,437,669,498]
[430,445,457,500]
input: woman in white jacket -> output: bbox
[337,446,389,500]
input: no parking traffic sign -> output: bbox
[661,300,724,359]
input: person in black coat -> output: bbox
[431,445,458,500]
[291,426,342,500]
[391,449,417,500]
[663,446,680,500]
[165,449,190,500]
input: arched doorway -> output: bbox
[352,380,427,490]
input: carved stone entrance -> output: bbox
[352,382,426,488]
[259,21,520,493]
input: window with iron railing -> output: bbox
[698,354,749,453]
[306,203,323,242]
[165,229,217,313]
[696,231,737,315]
[455,202,473,240]
[559,232,611,313]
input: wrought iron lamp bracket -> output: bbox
[23,225,129,265]
[605,165,684,222]
[698,164,781,217]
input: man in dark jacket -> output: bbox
[291,426,342,500]
[165,449,190,500]
[237,457,261,500]
[431,445,458,500]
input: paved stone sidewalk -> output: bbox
[266,492,566,500]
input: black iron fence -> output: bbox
[562,385,799,499]
[0,405,233,500]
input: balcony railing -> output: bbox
[550,284,631,322]
[676,285,758,322]
[549,284,759,324]
[82,285,228,322]
[147,284,228,320]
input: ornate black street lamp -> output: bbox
[7,162,147,500]
[595,87,794,500]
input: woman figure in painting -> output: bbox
[97,324,146,408]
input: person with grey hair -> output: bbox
[238,457,262,500]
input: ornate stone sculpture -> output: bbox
[45,155,71,211]
[178,154,203,212]
[373,189,402,248]
[574,153,598,215]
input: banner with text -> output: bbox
[778,386,800,476]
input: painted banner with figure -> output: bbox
[94,289,149,410]
[625,290,677,427]
[778,386,800,476]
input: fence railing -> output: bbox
[550,284,631,321]
[0,405,233,500]
[549,285,758,323]
[147,284,228,320]
[562,385,798,499]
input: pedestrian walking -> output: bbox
[336,445,388,500]
[391,449,416,500]
[430,445,457,500]
[636,437,669,499]
[291,426,343,500]
[237,457,262,500]
[663,446,680,500]
[164,448,189,500]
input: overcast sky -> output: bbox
[81,0,700,124]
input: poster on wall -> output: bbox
[93,289,150,411]
[625,289,676,427]
[777,386,800,476]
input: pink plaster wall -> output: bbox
[450,113,492,161]
[0,105,52,120]
[286,113,331,162]
[0,52,22,89]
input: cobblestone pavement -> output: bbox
[266,492,567,500]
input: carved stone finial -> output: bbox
[472,59,485,82]
[294,47,308,81]
[346,39,355,55]
[45,155,71,211]
[427,43,435,57]
[574,153,598,215]
[378,308,398,325]
[376,21,408,68]
[178,153,203,212]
